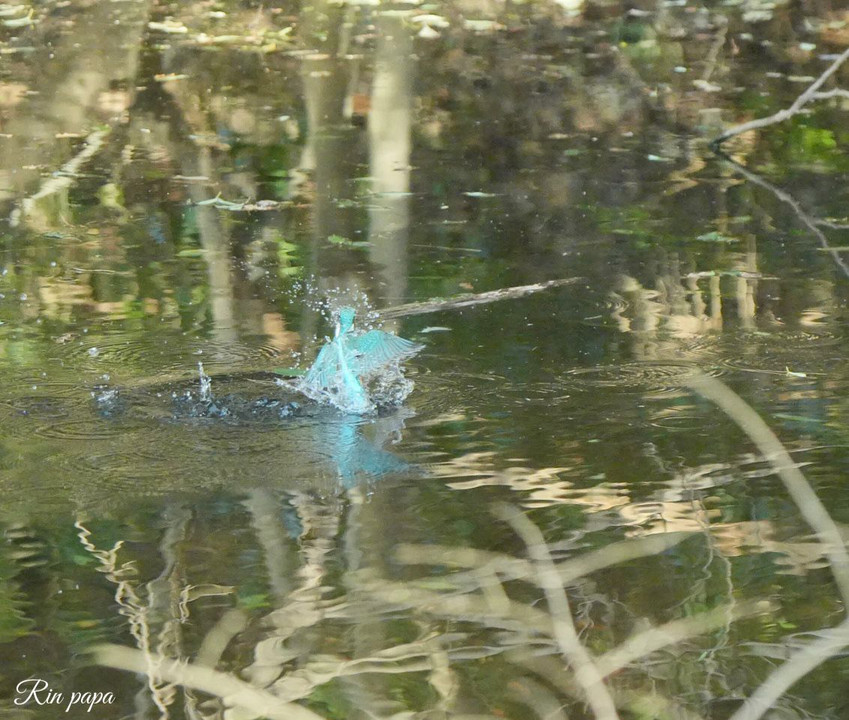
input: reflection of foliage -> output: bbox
[0,533,35,643]
[781,123,838,166]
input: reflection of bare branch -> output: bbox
[271,637,506,701]
[686,373,849,603]
[509,676,569,720]
[686,374,849,720]
[700,15,728,85]
[10,128,111,227]
[510,654,708,720]
[196,608,248,668]
[596,599,773,677]
[811,88,849,102]
[711,47,849,146]
[494,503,620,720]
[815,218,849,230]
[378,277,582,320]
[715,152,849,279]
[730,621,849,720]
[94,644,327,720]
[394,531,696,586]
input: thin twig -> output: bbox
[711,46,849,146]
[493,503,621,720]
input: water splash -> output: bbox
[298,307,423,414]
[198,362,212,404]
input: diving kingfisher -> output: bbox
[300,307,423,414]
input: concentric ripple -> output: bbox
[561,362,726,394]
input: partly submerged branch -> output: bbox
[711,47,849,147]
[378,277,583,320]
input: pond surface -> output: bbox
[2,0,849,718]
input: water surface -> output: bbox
[2,0,849,718]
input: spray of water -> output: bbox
[198,362,212,404]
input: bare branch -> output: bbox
[711,47,849,146]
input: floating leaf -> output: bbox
[274,367,307,377]
[784,367,807,378]
[695,231,738,243]
[327,234,370,248]
[148,19,188,34]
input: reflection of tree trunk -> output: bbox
[297,0,363,337]
[368,15,412,313]
[342,487,406,719]
[242,489,296,603]
[184,148,239,345]
[736,236,757,328]
[1,0,153,209]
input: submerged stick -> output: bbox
[377,277,583,320]
[711,46,849,147]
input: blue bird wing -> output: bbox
[347,331,423,375]
[303,340,343,390]
[302,338,374,413]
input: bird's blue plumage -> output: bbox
[299,307,423,414]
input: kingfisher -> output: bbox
[300,307,423,414]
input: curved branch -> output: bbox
[711,46,849,147]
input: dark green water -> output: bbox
[2,0,849,718]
